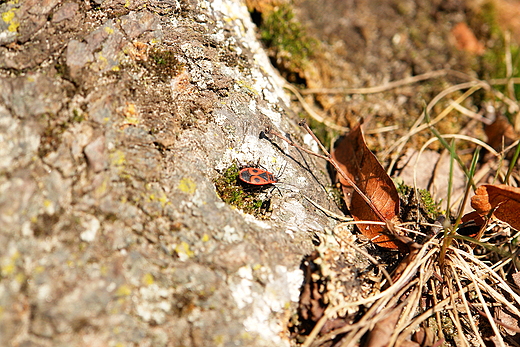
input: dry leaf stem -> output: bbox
[266,123,391,227]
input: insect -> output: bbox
[238,167,278,186]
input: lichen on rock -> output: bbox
[0,0,340,346]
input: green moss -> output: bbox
[71,109,85,123]
[418,189,439,218]
[395,180,441,220]
[142,47,184,82]
[258,4,317,81]
[214,164,271,217]
[394,179,408,197]
[440,312,457,343]
[328,182,346,212]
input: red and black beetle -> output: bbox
[238,167,278,186]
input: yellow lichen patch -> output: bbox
[94,175,110,197]
[122,102,139,125]
[124,102,136,115]
[213,334,225,345]
[95,52,109,70]
[175,241,194,261]
[239,331,253,340]
[142,273,154,286]
[236,80,259,96]
[157,193,169,207]
[1,262,15,277]
[110,150,126,166]
[201,233,210,242]
[115,284,132,297]
[100,265,108,276]
[1,250,20,277]
[104,26,114,34]
[15,273,25,284]
[2,8,19,32]
[178,177,196,194]
[43,199,54,214]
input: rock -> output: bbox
[51,2,79,23]
[0,1,340,346]
[84,136,107,173]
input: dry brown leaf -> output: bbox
[471,184,520,231]
[512,272,520,288]
[497,308,520,335]
[458,210,486,238]
[364,306,404,347]
[412,327,435,347]
[451,22,485,55]
[484,114,517,152]
[332,123,406,251]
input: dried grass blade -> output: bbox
[450,262,486,347]
[455,249,520,308]
[445,270,469,347]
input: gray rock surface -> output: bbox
[0,0,344,346]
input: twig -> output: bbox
[385,83,485,173]
[283,83,349,132]
[299,69,449,95]
[470,303,520,333]
[448,101,493,125]
[365,125,399,135]
[265,123,390,226]
[302,194,352,222]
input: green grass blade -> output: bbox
[454,147,480,229]
[505,141,520,184]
